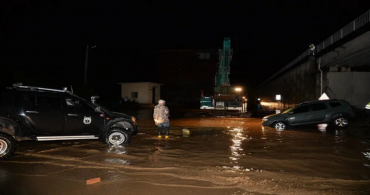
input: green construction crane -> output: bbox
[215,37,232,87]
[200,38,243,111]
[214,37,233,95]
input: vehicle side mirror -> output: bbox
[91,96,100,104]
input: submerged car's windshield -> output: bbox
[282,107,295,114]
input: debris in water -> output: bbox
[86,177,101,185]
[182,128,190,137]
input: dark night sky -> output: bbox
[1,0,370,94]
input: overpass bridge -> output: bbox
[256,9,370,111]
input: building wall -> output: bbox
[155,50,218,104]
[256,57,317,111]
[120,82,161,104]
[148,82,161,104]
[325,72,370,107]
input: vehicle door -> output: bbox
[62,95,105,135]
[286,104,311,125]
[19,92,64,135]
[307,103,328,123]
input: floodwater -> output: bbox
[1,109,370,195]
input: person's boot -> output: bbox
[165,127,170,139]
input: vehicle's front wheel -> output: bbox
[0,133,16,160]
[333,116,349,128]
[273,121,287,130]
[106,129,131,146]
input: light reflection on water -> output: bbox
[107,144,128,155]
[104,158,130,165]
[276,129,283,143]
[261,126,267,140]
[227,127,250,171]
[362,140,370,168]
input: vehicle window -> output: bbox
[292,105,310,114]
[37,95,61,110]
[65,97,94,112]
[19,94,36,110]
[312,103,327,111]
[329,102,341,107]
[66,99,74,106]
[0,91,15,105]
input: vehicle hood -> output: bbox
[263,113,286,119]
[111,112,131,119]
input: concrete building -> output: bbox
[255,9,370,111]
[118,82,162,104]
[154,49,218,105]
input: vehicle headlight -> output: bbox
[262,118,268,121]
[131,117,136,124]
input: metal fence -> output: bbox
[258,9,370,88]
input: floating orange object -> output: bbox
[86,177,101,185]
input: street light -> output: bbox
[235,87,242,92]
[234,88,242,111]
[84,44,97,84]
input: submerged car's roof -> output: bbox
[299,99,344,105]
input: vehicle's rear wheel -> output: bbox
[0,133,16,160]
[106,129,131,146]
[333,117,349,128]
[273,121,287,130]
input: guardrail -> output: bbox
[258,9,370,88]
[317,10,370,52]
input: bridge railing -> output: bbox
[258,9,370,88]
[317,9,370,52]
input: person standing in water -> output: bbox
[153,99,170,138]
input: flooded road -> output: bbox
[1,111,370,195]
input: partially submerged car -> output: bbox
[0,83,138,159]
[262,99,355,130]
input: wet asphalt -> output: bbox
[0,109,370,195]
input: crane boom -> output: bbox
[216,37,233,87]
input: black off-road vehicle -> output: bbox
[0,83,138,159]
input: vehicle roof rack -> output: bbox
[14,85,71,93]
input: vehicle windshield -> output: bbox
[282,107,295,114]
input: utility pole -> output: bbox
[84,45,89,84]
[84,45,96,84]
